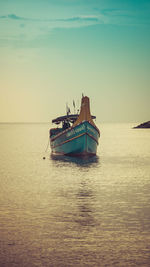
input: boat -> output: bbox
[49,96,100,156]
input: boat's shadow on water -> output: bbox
[50,154,100,167]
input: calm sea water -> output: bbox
[0,123,150,267]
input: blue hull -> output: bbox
[50,121,100,156]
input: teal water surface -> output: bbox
[0,123,150,267]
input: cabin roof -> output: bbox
[52,114,96,124]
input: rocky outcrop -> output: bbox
[133,121,150,128]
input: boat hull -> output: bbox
[50,121,100,156]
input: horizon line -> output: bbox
[0,121,144,124]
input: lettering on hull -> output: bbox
[66,124,85,137]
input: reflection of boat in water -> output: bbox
[51,154,99,167]
[50,96,100,156]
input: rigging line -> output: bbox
[45,137,50,153]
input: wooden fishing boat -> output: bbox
[50,96,100,156]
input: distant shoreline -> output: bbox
[133,121,150,129]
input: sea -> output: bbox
[0,123,150,267]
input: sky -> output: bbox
[0,0,150,123]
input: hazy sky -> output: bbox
[0,0,150,122]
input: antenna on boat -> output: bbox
[66,103,71,116]
[73,100,75,114]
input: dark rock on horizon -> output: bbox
[133,121,150,129]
